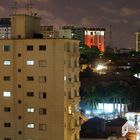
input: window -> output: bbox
[27,123,34,128]
[4,138,11,140]
[4,107,11,112]
[4,60,11,65]
[39,45,46,51]
[3,76,10,81]
[18,100,22,104]
[39,60,47,67]
[3,45,10,52]
[18,53,21,57]
[18,69,21,72]
[4,123,11,127]
[68,106,72,114]
[27,108,34,112]
[18,116,22,119]
[39,76,46,83]
[18,84,21,88]
[27,45,33,51]
[39,92,47,99]
[3,91,11,97]
[26,60,34,65]
[39,124,47,131]
[27,76,34,81]
[18,131,22,134]
[39,108,47,115]
[27,92,34,97]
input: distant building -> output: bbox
[40,25,59,38]
[0,14,80,140]
[0,18,11,39]
[59,26,105,52]
[136,32,140,52]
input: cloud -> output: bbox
[80,17,94,26]
[121,7,140,16]
[0,6,5,12]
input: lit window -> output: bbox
[27,123,34,128]
[39,60,47,67]
[26,60,34,65]
[4,60,11,65]
[64,76,66,81]
[3,45,10,52]
[39,76,46,83]
[3,91,11,97]
[27,108,34,112]
[39,124,47,131]
[39,92,47,99]
[68,106,72,114]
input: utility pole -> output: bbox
[109,25,113,48]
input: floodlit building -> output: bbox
[135,32,140,52]
[59,26,105,52]
[0,14,80,140]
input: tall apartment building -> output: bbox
[136,32,140,52]
[0,18,11,39]
[0,14,80,140]
[59,26,105,52]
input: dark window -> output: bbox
[4,123,11,127]
[18,53,21,57]
[27,92,34,97]
[39,124,47,130]
[4,107,11,112]
[18,100,22,104]
[39,108,47,115]
[4,138,11,140]
[39,60,47,67]
[18,131,22,134]
[18,84,21,88]
[3,76,10,81]
[18,69,21,72]
[39,45,46,51]
[39,76,46,83]
[3,45,10,52]
[18,116,22,119]
[27,45,33,51]
[39,92,47,99]
[27,76,34,81]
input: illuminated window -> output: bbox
[26,60,34,65]
[27,123,34,128]
[4,60,11,65]
[39,108,47,115]
[39,60,47,67]
[3,45,10,52]
[68,106,72,114]
[39,124,47,131]
[27,108,34,112]
[3,91,11,97]
[39,92,47,99]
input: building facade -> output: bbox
[0,18,11,39]
[60,26,105,52]
[0,14,80,140]
[135,32,140,52]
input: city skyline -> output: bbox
[1,0,140,49]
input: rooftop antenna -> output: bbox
[12,0,18,15]
[27,0,33,15]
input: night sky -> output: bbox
[1,0,140,49]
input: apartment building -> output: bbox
[0,14,80,140]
